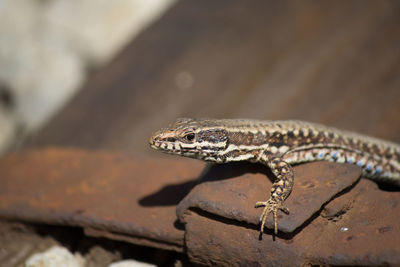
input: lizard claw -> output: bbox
[255,199,289,235]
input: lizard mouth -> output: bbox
[149,133,165,150]
[149,143,159,150]
[150,140,200,158]
[149,139,164,150]
[150,139,180,153]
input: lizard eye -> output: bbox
[184,133,195,142]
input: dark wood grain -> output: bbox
[25,0,400,155]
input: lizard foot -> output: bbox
[255,198,289,235]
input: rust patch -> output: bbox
[177,161,361,233]
[0,148,205,252]
[182,178,400,266]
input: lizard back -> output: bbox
[150,118,400,185]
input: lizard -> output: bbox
[149,118,400,235]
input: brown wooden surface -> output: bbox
[25,0,400,155]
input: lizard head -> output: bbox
[149,118,229,162]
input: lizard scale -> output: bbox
[149,118,400,235]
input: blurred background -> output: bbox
[0,0,400,266]
[0,0,399,158]
[0,0,177,154]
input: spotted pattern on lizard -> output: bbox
[149,118,400,235]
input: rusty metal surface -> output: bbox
[0,148,205,252]
[0,148,399,265]
[182,178,400,266]
[177,162,361,233]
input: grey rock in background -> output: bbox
[25,246,85,267]
[0,0,177,154]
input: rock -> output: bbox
[25,246,85,267]
[108,259,156,267]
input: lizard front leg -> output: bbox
[255,157,294,235]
